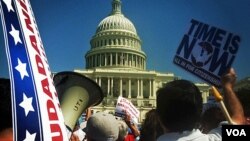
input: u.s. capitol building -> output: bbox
[74,0,209,122]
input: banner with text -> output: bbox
[173,19,240,87]
[0,0,68,140]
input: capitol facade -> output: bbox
[75,0,209,122]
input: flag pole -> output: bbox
[211,86,234,124]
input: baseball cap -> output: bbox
[85,112,119,141]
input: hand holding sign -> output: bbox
[211,86,234,124]
[211,68,245,125]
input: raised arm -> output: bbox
[221,68,245,124]
[124,111,140,137]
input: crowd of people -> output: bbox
[1,68,249,141]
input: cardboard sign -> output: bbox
[115,96,140,124]
[173,19,240,87]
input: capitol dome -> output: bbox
[96,14,137,34]
[85,0,146,70]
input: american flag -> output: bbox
[0,0,68,140]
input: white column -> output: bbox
[107,77,110,96]
[98,77,102,87]
[110,53,113,65]
[99,54,102,66]
[140,79,143,98]
[121,53,124,65]
[144,60,146,70]
[152,80,156,98]
[137,79,140,98]
[120,78,122,96]
[111,77,113,97]
[149,79,152,98]
[128,79,131,98]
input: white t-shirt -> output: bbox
[157,129,221,141]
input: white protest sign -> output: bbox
[115,96,140,124]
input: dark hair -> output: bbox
[156,79,202,132]
[236,88,250,117]
[200,106,225,133]
[0,78,12,132]
[139,109,165,141]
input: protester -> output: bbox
[84,112,119,141]
[123,111,140,141]
[156,68,245,141]
[221,68,245,124]
[0,78,13,141]
[200,106,225,134]
[70,133,81,141]
[71,125,86,141]
[139,109,167,141]
[71,108,92,141]
[117,120,129,141]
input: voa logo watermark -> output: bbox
[226,129,246,136]
[222,125,250,140]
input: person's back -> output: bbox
[156,68,245,141]
[139,109,166,141]
[200,106,225,134]
[157,80,203,132]
[156,79,212,141]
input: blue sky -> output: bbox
[1,0,250,83]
